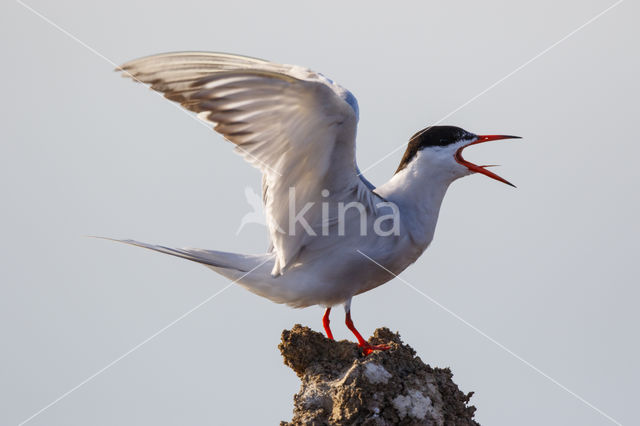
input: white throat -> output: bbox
[376,149,461,247]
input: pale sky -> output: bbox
[2,0,638,425]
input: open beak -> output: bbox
[454,134,521,187]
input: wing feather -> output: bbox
[118,52,377,275]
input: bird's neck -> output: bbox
[375,158,454,247]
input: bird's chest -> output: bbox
[350,235,426,295]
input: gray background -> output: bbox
[2,0,638,425]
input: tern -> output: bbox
[110,52,519,354]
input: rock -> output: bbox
[279,324,479,426]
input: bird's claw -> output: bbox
[360,343,391,356]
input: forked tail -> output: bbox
[96,237,315,307]
[93,237,265,272]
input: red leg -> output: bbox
[345,311,390,356]
[322,307,334,340]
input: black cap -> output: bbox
[395,126,474,173]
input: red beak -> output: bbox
[454,134,521,187]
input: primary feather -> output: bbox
[118,52,376,276]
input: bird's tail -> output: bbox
[94,237,312,306]
[93,237,266,272]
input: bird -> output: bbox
[109,52,519,355]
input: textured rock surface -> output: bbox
[279,325,479,426]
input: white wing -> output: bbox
[118,52,377,275]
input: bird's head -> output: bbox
[395,125,520,187]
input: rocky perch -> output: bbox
[279,325,479,426]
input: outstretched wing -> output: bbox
[118,52,377,275]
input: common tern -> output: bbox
[110,52,519,354]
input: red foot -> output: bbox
[345,311,390,356]
[322,307,334,340]
[359,342,391,356]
